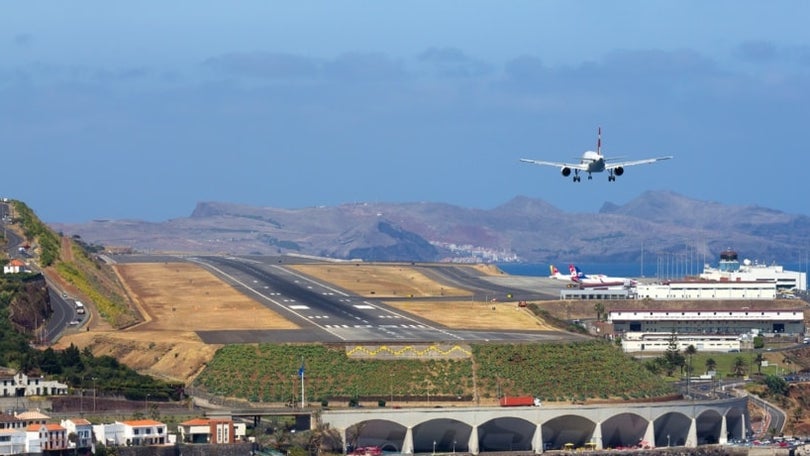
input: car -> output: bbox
[68,320,81,326]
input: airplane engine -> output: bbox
[561,167,571,177]
[614,166,624,176]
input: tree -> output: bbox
[754,353,764,374]
[662,332,685,377]
[763,374,789,397]
[684,345,697,377]
[732,356,748,377]
[705,358,717,374]
[593,302,605,322]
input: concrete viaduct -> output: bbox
[319,396,749,454]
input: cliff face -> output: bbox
[50,191,810,263]
[6,274,51,334]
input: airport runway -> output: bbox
[114,254,580,344]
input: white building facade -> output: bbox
[620,332,742,353]
[635,280,777,300]
[0,371,68,397]
[609,309,805,336]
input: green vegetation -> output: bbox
[194,341,673,404]
[12,201,60,266]
[54,245,134,327]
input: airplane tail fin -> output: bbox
[597,127,602,156]
[550,265,558,276]
[570,264,585,279]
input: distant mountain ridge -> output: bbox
[50,191,810,264]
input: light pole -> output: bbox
[453,440,456,453]
[433,440,436,455]
[145,393,151,415]
[667,434,670,447]
[92,377,97,413]
[389,373,394,403]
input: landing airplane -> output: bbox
[569,264,636,288]
[520,128,672,182]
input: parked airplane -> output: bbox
[520,127,672,182]
[548,265,570,281]
[569,264,636,288]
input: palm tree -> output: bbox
[733,356,748,377]
[705,358,717,374]
[593,302,605,322]
[754,353,764,374]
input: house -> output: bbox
[2,259,26,274]
[14,410,50,427]
[0,370,68,397]
[178,418,245,444]
[0,428,26,455]
[61,418,94,450]
[26,423,68,453]
[0,412,23,430]
[94,419,168,447]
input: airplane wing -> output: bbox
[605,156,673,169]
[519,159,589,170]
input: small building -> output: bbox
[178,418,245,444]
[14,410,50,428]
[2,259,26,274]
[0,412,23,430]
[559,288,634,300]
[26,423,68,453]
[0,371,68,397]
[621,332,741,353]
[61,417,94,450]
[93,419,170,447]
[0,428,26,454]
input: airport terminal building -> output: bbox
[609,309,805,336]
[635,280,777,300]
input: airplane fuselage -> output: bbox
[580,151,605,173]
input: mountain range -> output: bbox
[50,191,810,264]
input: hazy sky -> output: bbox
[2,2,809,223]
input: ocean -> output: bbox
[497,262,809,279]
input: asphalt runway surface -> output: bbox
[115,254,583,344]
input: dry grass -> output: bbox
[290,263,471,298]
[56,262,298,383]
[385,300,557,330]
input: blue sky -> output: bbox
[2,2,809,223]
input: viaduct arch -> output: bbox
[322,396,749,454]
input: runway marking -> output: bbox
[354,304,374,309]
[289,305,309,310]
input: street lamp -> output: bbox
[453,440,457,453]
[92,377,97,413]
[145,393,151,415]
[433,440,436,455]
[667,434,670,447]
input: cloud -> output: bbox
[322,52,408,82]
[203,52,321,79]
[735,41,779,63]
[417,47,492,78]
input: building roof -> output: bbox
[26,423,66,432]
[16,411,51,420]
[65,418,92,426]
[180,418,212,426]
[0,413,21,423]
[121,419,165,427]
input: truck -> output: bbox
[75,301,86,315]
[499,396,541,407]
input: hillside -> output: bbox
[51,191,810,263]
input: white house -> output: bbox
[61,418,94,451]
[178,418,246,444]
[94,419,168,447]
[0,371,68,397]
[25,423,68,453]
[0,428,26,455]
